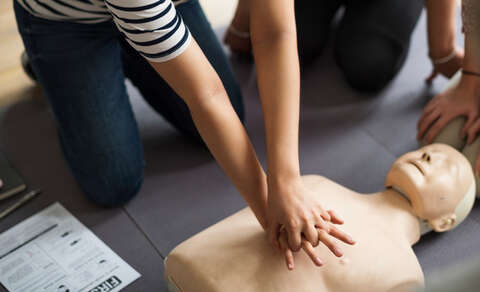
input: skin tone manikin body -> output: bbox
[165,144,476,292]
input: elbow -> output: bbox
[184,79,229,110]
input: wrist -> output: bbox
[239,171,268,229]
[428,25,456,61]
[267,169,301,192]
[429,45,456,63]
[459,71,480,92]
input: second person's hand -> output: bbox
[418,73,480,143]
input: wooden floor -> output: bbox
[0,1,36,107]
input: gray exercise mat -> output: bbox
[0,94,168,291]
[0,10,479,292]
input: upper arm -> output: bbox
[148,39,226,106]
[105,0,225,104]
[105,0,192,62]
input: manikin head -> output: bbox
[385,144,476,232]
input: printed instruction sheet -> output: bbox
[0,203,140,292]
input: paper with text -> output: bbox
[0,203,140,292]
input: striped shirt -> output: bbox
[15,0,192,62]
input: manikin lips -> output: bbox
[408,160,425,175]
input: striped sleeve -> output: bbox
[105,0,192,62]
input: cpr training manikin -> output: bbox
[164,143,476,292]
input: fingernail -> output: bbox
[334,247,343,257]
[316,257,323,266]
[288,263,294,270]
[348,236,356,244]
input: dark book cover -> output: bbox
[0,152,26,201]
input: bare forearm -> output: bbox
[425,0,458,58]
[250,0,301,182]
[187,92,268,227]
[254,36,300,180]
[150,41,267,227]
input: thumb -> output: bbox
[461,113,477,139]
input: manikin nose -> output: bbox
[421,152,431,162]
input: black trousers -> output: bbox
[295,0,423,92]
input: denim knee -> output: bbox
[60,134,146,207]
[336,34,406,92]
[78,165,144,207]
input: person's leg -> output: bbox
[295,0,343,64]
[120,0,244,141]
[335,0,423,92]
[13,1,144,206]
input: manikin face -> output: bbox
[385,144,474,232]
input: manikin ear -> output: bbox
[429,214,457,232]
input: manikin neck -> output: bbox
[379,187,433,236]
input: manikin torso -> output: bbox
[165,175,425,292]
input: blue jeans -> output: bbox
[13,0,244,206]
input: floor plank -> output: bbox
[0,1,32,107]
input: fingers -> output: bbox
[303,224,319,247]
[462,113,477,139]
[467,118,480,145]
[422,98,441,116]
[328,224,356,245]
[417,108,441,141]
[327,210,344,225]
[319,209,331,222]
[301,240,323,267]
[284,248,294,270]
[424,114,456,143]
[279,231,294,270]
[286,222,302,252]
[318,229,343,257]
[314,215,331,233]
[267,223,281,251]
[417,100,440,130]
[278,224,354,270]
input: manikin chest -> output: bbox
[165,176,425,292]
